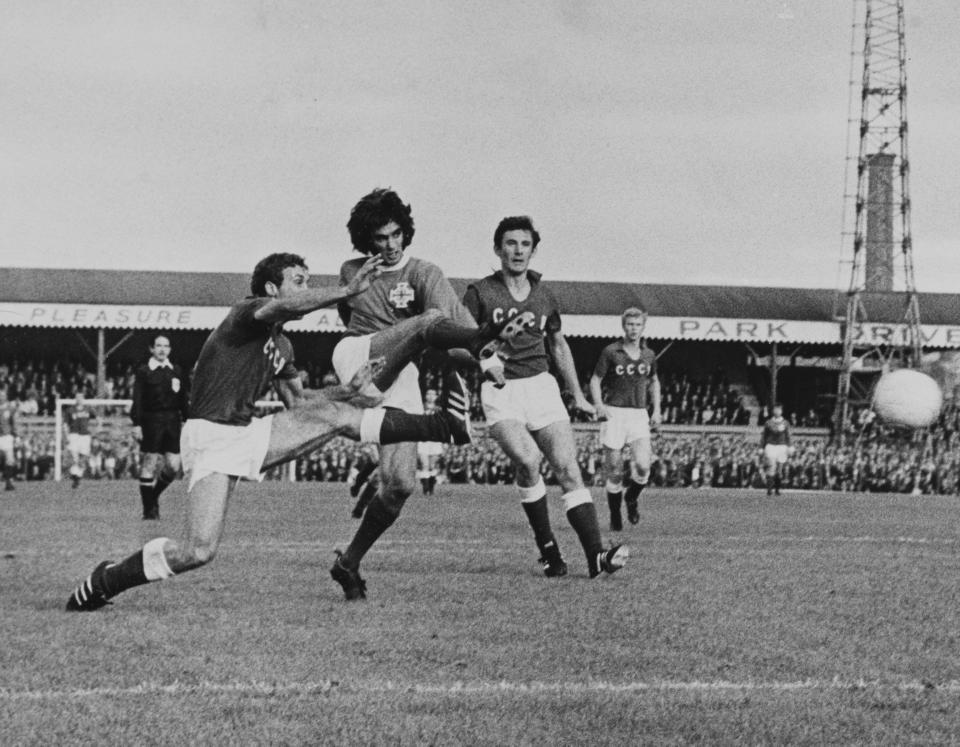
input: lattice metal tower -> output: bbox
[836,0,922,436]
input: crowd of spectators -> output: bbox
[2,355,957,496]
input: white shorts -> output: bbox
[418,441,443,459]
[0,434,13,458]
[599,405,651,449]
[68,433,92,457]
[180,416,274,491]
[764,444,790,465]
[481,371,569,431]
[332,335,424,414]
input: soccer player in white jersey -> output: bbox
[463,216,628,579]
[588,307,662,530]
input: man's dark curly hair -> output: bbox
[493,215,541,249]
[250,253,307,297]
[347,188,415,255]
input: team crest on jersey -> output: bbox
[389,282,415,310]
[171,377,181,393]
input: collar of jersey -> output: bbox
[378,254,411,272]
[148,358,173,370]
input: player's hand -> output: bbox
[650,411,663,432]
[131,426,142,442]
[346,255,383,295]
[483,364,506,389]
[594,404,609,422]
[573,398,596,418]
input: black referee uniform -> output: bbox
[131,358,190,517]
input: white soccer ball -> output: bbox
[872,369,943,428]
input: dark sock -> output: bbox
[342,496,399,568]
[520,496,554,548]
[566,502,604,560]
[379,410,450,445]
[607,490,623,513]
[624,480,644,504]
[351,462,377,497]
[139,479,155,513]
[101,549,150,598]
[154,472,174,499]
[420,478,430,494]
[352,482,377,518]
[428,475,437,494]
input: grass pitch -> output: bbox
[3,480,960,745]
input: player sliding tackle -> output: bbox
[66,251,504,611]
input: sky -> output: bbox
[1,0,958,292]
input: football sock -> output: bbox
[565,501,604,560]
[100,538,172,597]
[520,495,554,548]
[623,479,645,505]
[352,482,377,518]
[139,479,156,512]
[370,409,453,445]
[342,495,397,568]
[154,471,175,499]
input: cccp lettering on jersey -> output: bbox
[262,338,287,374]
[615,362,651,376]
[491,307,545,330]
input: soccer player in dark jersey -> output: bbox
[0,389,17,490]
[130,334,190,520]
[328,188,519,600]
[462,215,628,579]
[66,252,476,612]
[65,391,93,489]
[760,403,792,496]
[588,307,662,530]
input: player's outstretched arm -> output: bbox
[255,256,383,323]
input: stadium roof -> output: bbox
[2,266,959,346]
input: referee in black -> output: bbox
[131,334,190,519]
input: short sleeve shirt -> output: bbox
[338,255,475,336]
[462,271,561,380]
[188,297,298,425]
[593,340,657,409]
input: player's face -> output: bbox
[495,229,536,276]
[151,337,171,361]
[371,221,405,267]
[622,315,646,342]
[275,265,311,298]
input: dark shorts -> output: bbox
[140,414,183,455]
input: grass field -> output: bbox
[3,479,960,745]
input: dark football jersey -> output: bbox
[0,404,16,436]
[338,255,475,336]
[761,416,791,446]
[67,406,92,435]
[189,297,298,426]
[593,341,657,409]
[462,270,562,380]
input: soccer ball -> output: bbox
[872,369,943,428]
